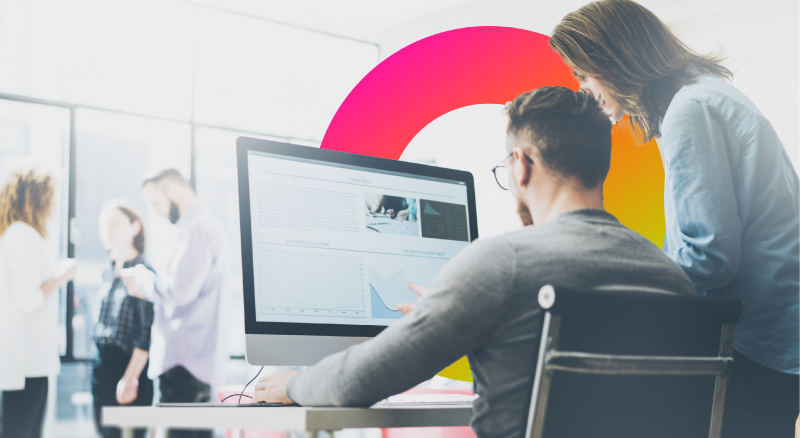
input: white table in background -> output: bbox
[103,405,473,438]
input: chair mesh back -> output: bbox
[543,374,714,437]
[540,291,736,438]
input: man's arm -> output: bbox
[278,238,516,407]
[148,226,215,307]
[661,99,742,293]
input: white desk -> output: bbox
[103,405,473,437]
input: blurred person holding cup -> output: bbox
[0,167,76,438]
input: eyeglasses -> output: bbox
[491,152,532,190]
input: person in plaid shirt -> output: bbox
[91,200,154,438]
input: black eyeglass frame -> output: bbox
[491,151,533,190]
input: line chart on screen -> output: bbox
[258,250,367,317]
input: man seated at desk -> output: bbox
[253,87,695,438]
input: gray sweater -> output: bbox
[286,209,695,438]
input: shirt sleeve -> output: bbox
[285,237,517,407]
[132,294,154,351]
[7,229,47,312]
[661,99,742,293]
[148,225,215,307]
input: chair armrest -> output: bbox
[546,351,732,376]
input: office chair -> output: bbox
[525,286,743,438]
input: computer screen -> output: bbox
[246,149,472,327]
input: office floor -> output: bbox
[52,419,99,438]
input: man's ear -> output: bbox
[513,147,532,187]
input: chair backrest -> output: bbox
[525,287,742,438]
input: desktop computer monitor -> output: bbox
[237,137,479,365]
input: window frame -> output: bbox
[0,2,378,363]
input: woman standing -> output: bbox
[549,1,799,435]
[92,200,154,438]
[0,168,76,438]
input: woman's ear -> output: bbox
[131,219,142,236]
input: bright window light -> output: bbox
[0,0,193,120]
[193,7,378,141]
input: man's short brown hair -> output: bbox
[505,86,612,188]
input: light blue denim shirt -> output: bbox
[659,74,799,374]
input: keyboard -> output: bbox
[157,402,285,407]
[377,393,477,406]
[156,394,477,408]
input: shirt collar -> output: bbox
[552,208,621,225]
[110,254,145,270]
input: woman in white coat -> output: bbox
[0,168,76,438]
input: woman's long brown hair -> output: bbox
[550,0,733,142]
[0,168,56,238]
[102,199,146,255]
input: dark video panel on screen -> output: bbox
[420,199,469,242]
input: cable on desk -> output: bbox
[220,366,264,404]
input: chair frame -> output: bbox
[524,287,736,438]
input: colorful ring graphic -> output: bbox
[321,26,664,381]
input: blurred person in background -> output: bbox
[122,169,229,438]
[92,200,155,438]
[0,167,76,438]
[550,1,799,435]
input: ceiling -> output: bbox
[184,0,478,44]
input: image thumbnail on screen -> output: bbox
[364,193,419,236]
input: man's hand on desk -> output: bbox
[254,370,300,405]
[396,282,428,315]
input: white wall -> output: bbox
[386,0,799,237]
[402,104,520,239]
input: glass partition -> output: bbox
[0,99,70,354]
[71,108,190,359]
[0,0,378,433]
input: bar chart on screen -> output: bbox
[257,250,367,317]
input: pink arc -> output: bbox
[320,26,579,159]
